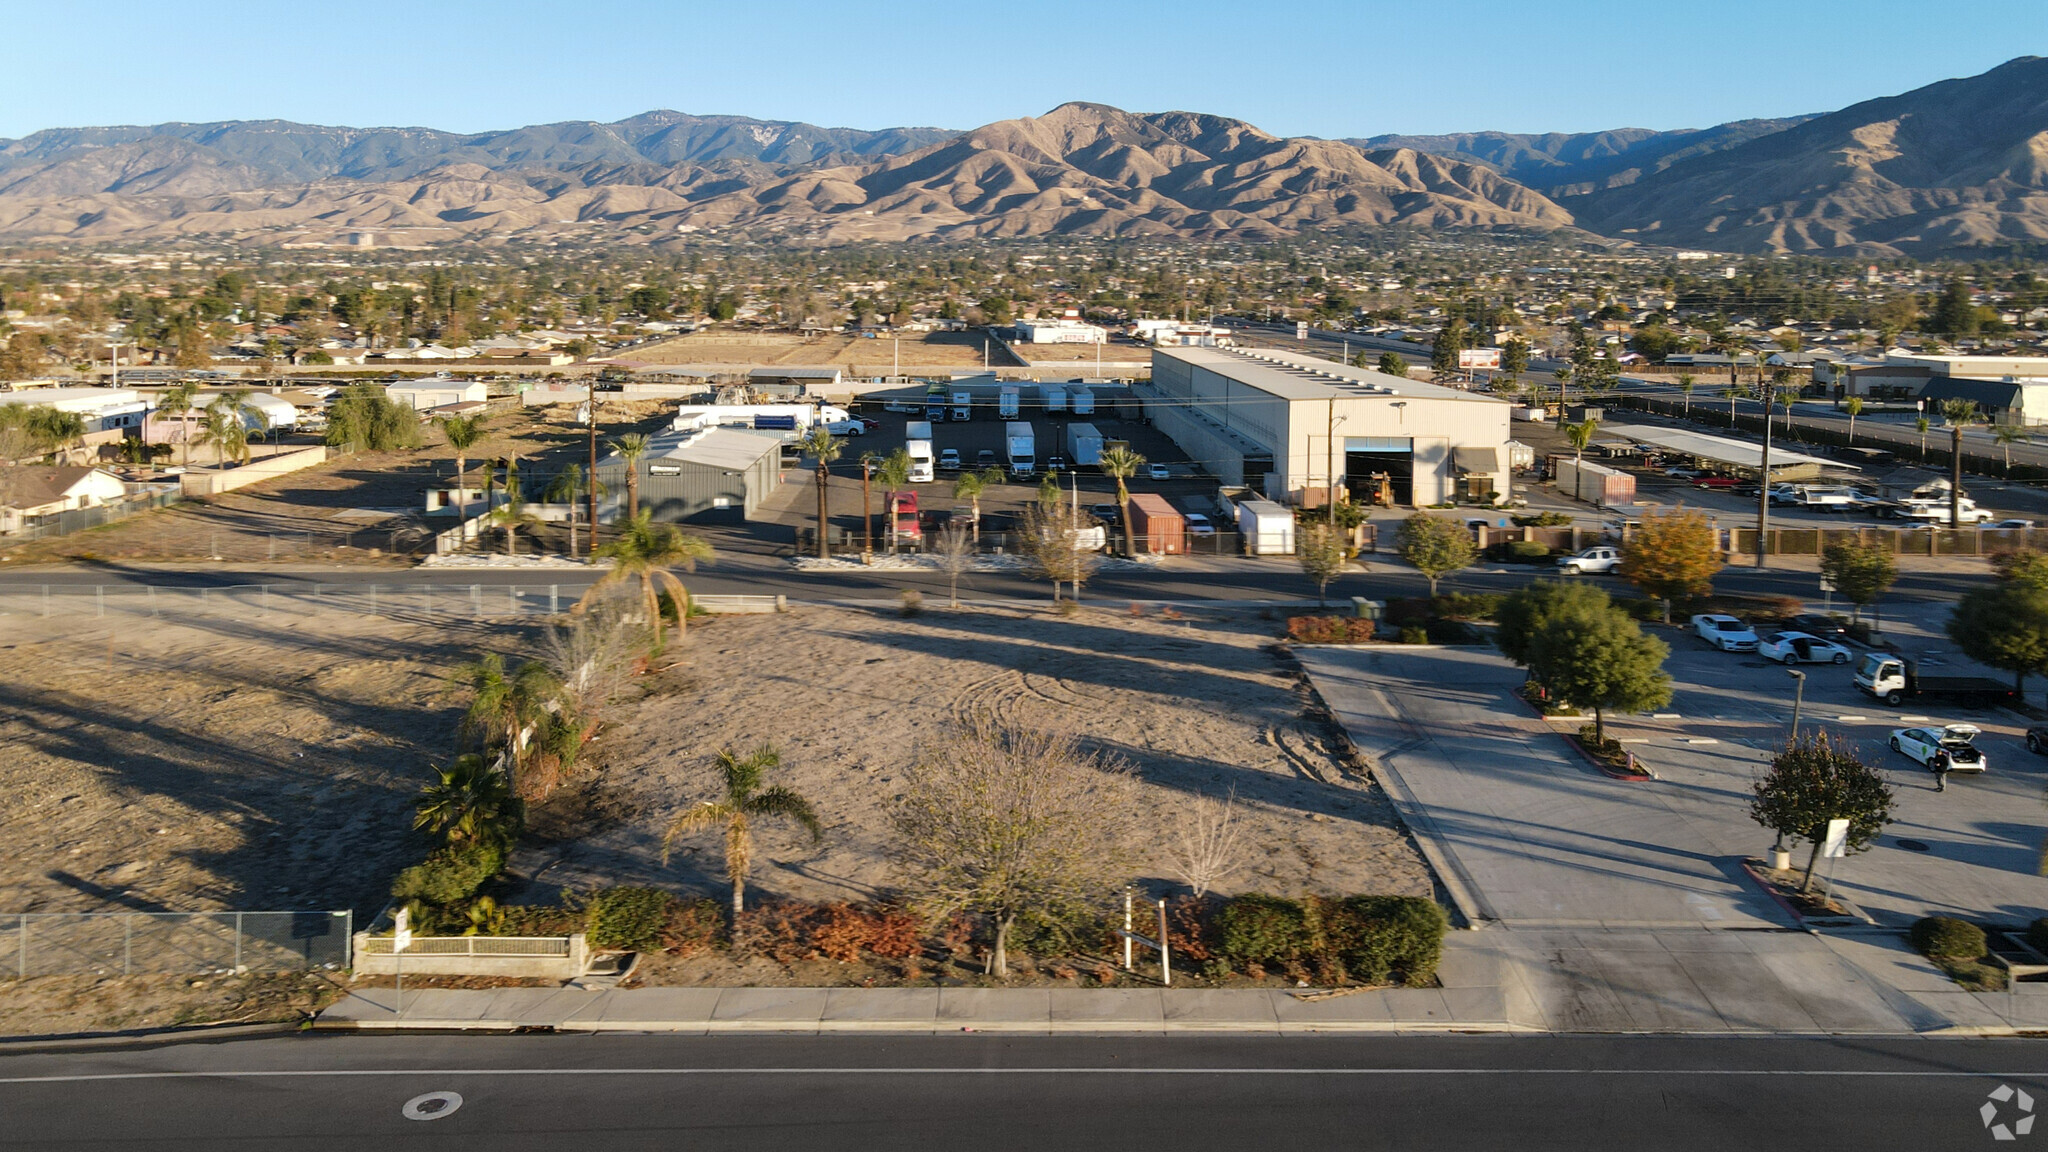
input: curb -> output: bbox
[0,1020,302,1052]
[1739,858,1873,927]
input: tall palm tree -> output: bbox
[797,425,842,559]
[1842,396,1864,445]
[951,466,1004,544]
[1915,415,1932,459]
[156,382,198,466]
[545,464,606,556]
[1552,364,1573,411]
[1994,423,2030,473]
[414,753,517,846]
[437,413,487,518]
[610,432,652,521]
[874,448,913,554]
[1099,445,1146,557]
[661,744,822,917]
[1566,418,1599,465]
[1941,398,1982,526]
[196,394,252,467]
[581,509,715,652]
[449,654,569,796]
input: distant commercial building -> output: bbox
[1146,346,1512,506]
[385,381,490,411]
[0,387,149,434]
[1840,352,2048,423]
[594,426,786,523]
[1015,319,1107,345]
[747,366,844,398]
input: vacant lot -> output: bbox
[622,330,994,371]
[516,604,1431,911]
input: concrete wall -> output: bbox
[179,446,328,498]
[351,933,588,979]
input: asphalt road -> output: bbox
[2,1032,2043,1148]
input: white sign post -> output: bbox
[1819,817,1851,902]
[1296,321,1308,342]
[392,907,412,1017]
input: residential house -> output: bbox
[0,466,129,533]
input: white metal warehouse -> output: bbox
[1146,346,1512,506]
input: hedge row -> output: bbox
[1208,895,1447,987]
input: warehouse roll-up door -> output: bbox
[1346,436,1413,506]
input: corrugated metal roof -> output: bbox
[1156,346,1505,406]
[1601,423,1843,470]
[654,427,785,471]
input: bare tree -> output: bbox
[542,586,644,725]
[890,716,1139,977]
[931,521,976,607]
[1016,501,1103,602]
[1163,789,1247,899]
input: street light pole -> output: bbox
[1755,390,1773,569]
[1786,668,1807,740]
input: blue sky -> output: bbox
[1,1,2040,140]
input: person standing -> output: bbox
[1931,747,1952,792]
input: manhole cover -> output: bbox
[1895,838,1931,852]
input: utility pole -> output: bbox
[1326,398,1338,527]
[585,391,599,556]
[1755,389,1773,570]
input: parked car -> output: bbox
[1889,724,1987,773]
[1785,613,1851,640]
[1990,519,2038,530]
[1555,546,1622,574]
[975,449,997,469]
[1046,455,1068,473]
[1758,630,1853,665]
[1184,513,1216,536]
[1148,464,1171,481]
[937,448,961,471]
[1692,475,1742,489]
[1691,613,1759,652]
[823,420,867,436]
[1089,503,1122,524]
[2027,724,2048,755]
[1663,466,1704,479]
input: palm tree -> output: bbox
[196,394,252,467]
[484,475,541,556]
[449,653,570,796]
[797,425,842,559]
[437,414,486,519]
[1552,364,1573,411]
[610,432,652,521]
[1676,373,1696,416]
[1566,418,1599,465]
[545,464,606,556]
[414,753,517,846]
[1099,445,1147,557]
[1994,423,2030,473]
[1941,398,1982,526]
[581,509,715,652]
[1915,415,1931,459]
[952,466,1004,545]
[156,382,198,466]
[661,744,822,917]
[874,448,913,554]
[1842,396,1864,445]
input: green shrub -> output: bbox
[1912,916,1986,961]
[1434,592,1503,620]
[1214,894,1447,986]
[1383,597,1433,627]
[498,903,586,937]
[1214,895,1310,967]
[1398,627,1430,644]
[1614,596,1665,622]
[587,887,680,951]
[1287,615,1376,643]
[390,840,506,906]
[1424,619,1479,645]
[1512,511,1573,527]
[1504,540,1552,563]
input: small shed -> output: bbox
[386,381,489,411]
[596,426,785,524]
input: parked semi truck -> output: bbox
[998,385,1021,419]
[924,385,948,422]
[1044,385,1067,413]
[905,420,935,483]
[951,388,972,421]
[1070,386,1095,416]
[1066,422,1104,468]
[1854,653,2017,707]
[1005,420,1036,477]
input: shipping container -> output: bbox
[1127,492,1185,554]
[998,385,1021,419]
[1070,386,1095,416]
[1553,458,1635,508]
[1066,422,1104,468]
[1044,385,1067,413]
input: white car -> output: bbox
[1889,724,1987,773]
[1757,630,1852,665]
[1664,466,1704,479]
[1691,613,1759,652]
[1148,464,1171,481]
[937,449,961,471]
[823,420,866,436]
[1990,519,2037,530]
[1555,546,1621,574]
[1184,513,1216,536]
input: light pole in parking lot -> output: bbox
[1786,668,1807,740]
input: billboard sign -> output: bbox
[1458,348,1503,370]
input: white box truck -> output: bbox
[1005,420,1035,477]
[998,385,1021,419]
[905,420,935,483]
[1071,386,1095,416]
[1066,422,1104,468]
[951,388,972,422]
[1236,499,1296,555]
[1044,385,1067,413]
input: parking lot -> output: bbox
[1302,632,2048,932]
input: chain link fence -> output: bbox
[0,583,780,622]
[0,911,353,977]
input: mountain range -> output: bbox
[0,56,2043,255]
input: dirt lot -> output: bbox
[0,401,672,565]
[515,604,1431,910]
